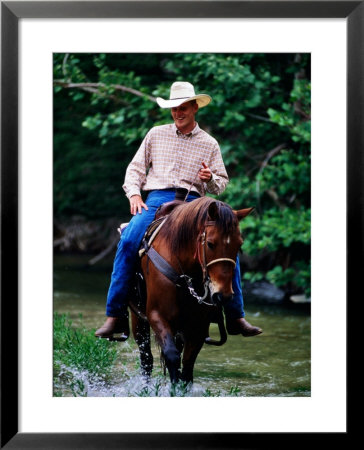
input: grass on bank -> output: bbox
[53,313,118,396]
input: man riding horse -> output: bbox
[95,81,262,340]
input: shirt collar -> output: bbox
[173,122,200,137]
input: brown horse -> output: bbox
[128,196,253,384]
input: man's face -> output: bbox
[171,101,198,134]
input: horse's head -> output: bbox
[198,201,254,303]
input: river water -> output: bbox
[53,254,310,397]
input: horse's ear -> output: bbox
[234,207,254,221]
[208,201,219,221]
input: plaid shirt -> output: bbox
[123,123,229,198]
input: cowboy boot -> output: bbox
[226,317,263,337]
[95,316,130,341]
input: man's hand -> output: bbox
[129,195,148,215]
[198,161,212,182]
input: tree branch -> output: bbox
[54,80,157,103]
[88,235,120,266]
[255,143,287,213]
[245,112,274,124]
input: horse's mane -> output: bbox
[158,197,239,254]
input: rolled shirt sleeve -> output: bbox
[122,133,151,199]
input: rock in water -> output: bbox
[243,281,286,305]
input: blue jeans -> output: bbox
[106,189,244,320]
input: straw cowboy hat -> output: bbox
[156,81,212,109]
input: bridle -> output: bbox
[190,221,236,304]
[196,221,236,277]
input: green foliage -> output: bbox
[54,53,311,295]
[243,208,310,253]
[265,262,311,296]
[53,313,118,379]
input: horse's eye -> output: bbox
[207,241,214,250]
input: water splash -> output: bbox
[54,362,252,397]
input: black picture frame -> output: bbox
[1,1,359,448]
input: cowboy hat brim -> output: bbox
[156,94,212,109]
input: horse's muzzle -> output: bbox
[209,279,233,302]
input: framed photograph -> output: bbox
[2,1,359,448]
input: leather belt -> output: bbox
[160,188,200,200]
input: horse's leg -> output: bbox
[148,310,180,384]
[175,333,184,355]
[180,317,210,384]
[180,337,206,384]
[131,312,153,378]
